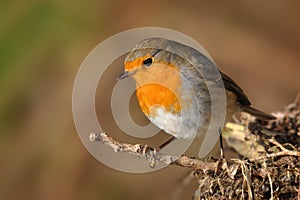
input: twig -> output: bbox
[268,138,292,151]
[89,132,217,171]
[249,138,300,161]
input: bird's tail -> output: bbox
[242,106,276,120]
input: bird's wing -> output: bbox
[220,71,251,106]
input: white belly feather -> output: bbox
[148,105,201,140]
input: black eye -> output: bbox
[143,57,153,67]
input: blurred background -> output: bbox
[0,1,299,199]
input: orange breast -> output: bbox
[136,83,181,116]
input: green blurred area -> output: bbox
[0,1,299,200]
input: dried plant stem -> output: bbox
[249,138,300,162]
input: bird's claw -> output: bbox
[143,145,157,168]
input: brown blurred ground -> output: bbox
[0,1,299,200]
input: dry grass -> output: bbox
[194,94,300,199]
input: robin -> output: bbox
[118,38,275,156]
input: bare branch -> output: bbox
[249,138,300,162]
[89,132,217,171]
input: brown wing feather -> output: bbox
[221,71,275,120]
[220,71,251,107]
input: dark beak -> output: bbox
[117,70,135,81]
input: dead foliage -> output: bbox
[194,94,300,200]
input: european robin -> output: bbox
[118,38,275,152]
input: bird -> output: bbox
[118,38,275,156]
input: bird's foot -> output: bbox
[143,145,157,168]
